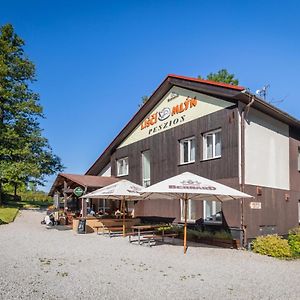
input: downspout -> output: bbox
[240,90,255,247]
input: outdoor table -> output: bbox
[130,224,164,245]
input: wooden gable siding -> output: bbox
[110,106,239,184]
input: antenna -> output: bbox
[255,84,270,100]
[269,94,288,105]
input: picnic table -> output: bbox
[94,224,124,237]
[129,224,177,246]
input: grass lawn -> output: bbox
[3,199,52,210]
[0,207,19,224]
[0,197,52,225]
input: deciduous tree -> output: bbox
[0,24,63,203]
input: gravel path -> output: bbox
[0,210,299,300]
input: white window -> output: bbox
[298,200,300,224]
[298,147,300,171]
[180,137,195,164]
[180,199,196,222]
[203,200,222,223]
[142,150,151,187]
[98,199,110,213]
[117,157,129,176]
[203,129,221,160]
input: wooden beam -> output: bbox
[63,180,68,210]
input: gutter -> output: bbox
[240,90,255,247]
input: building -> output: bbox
[49,173,119,213]
[84,74,300,243]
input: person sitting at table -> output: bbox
[88,208,95,216]
[97,209,104,215]
[114,209,122,219]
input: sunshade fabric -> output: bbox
[140,172,252,202]
[81,179,144,237]
[82,180,143,201]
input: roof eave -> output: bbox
[85,75,244,176]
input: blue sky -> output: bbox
[1,1,299,191]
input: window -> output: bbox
[180,137,195,164]
[298,147,300,171]
[142,150,151,187]
[117,157,129,176]
[203,201,222,223]
[203,129,221,160]
[298,200,300,224]
[180,199,196,222]
[98,199,110,213]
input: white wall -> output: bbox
[244,108,290,190]
[98,163,111,177]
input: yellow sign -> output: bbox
[118,86,233,149]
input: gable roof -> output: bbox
[86,74,300,176]
[49,173,119,196]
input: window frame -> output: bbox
[203,200,222,224]
[298,147,300,172]
[180,199,196,223]
[141,150,151,187]
[298,200,300,224]
[179,136,196,165]
[98,199,110,213]
[116,157,129,177]
[202,129,222,161]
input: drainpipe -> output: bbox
[240,90,255,247]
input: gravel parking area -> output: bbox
[0,210,299,300]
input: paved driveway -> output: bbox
[0,210,299,300]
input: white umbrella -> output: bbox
[82,180,144,236]
[140,172,253,254]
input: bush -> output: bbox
[214,230,232,240]
[186,229,200,240]
[288,227,300,256]
[156,226,173,234]
[19,191,52,202]
[252,234,292,258]
[195,230,214,240]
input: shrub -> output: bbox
[19,191,52,202]
[214,230,232,240]
[156,226,173,233]
[288,227,300,256]
[195,230,214,240]
[186,229,199,240]
[252,234,292,258]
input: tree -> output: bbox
[138,95,149,108]
[0,24,63,203]
[198,69,239,86]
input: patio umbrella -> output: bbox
[82,180,144,237]
[140,172,253,254]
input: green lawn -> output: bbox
[0,207,19,224]
[0,197,52,225]
[3,198,52,209]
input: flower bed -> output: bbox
[156,225,240,248]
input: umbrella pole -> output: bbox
[122,197,126,237]
[184,194,188,254]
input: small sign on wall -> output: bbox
[250,202,262,209]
